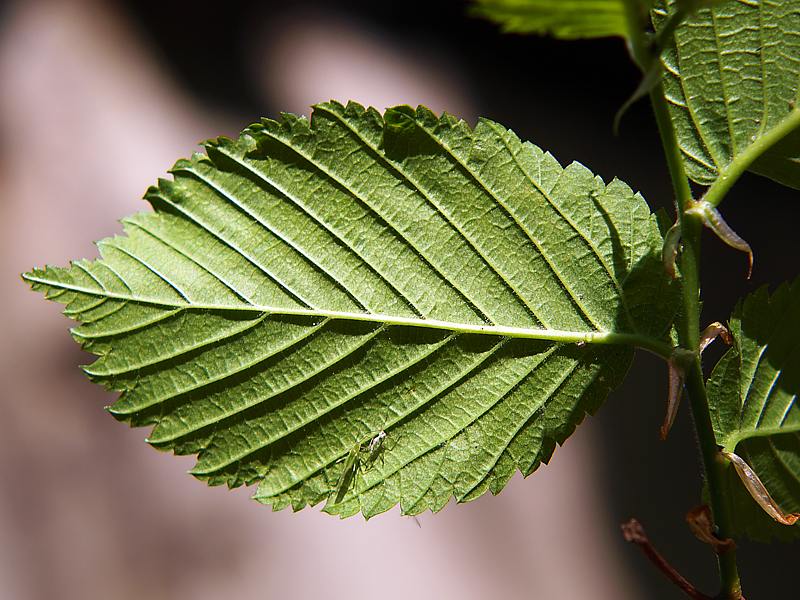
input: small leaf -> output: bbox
[471,0,630,39]
[707,278,800,541]
[655,0,800,190]
[24,101,677,518]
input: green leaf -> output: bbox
[707,278,800,541]
[24,101,676,518]
[655,0,800,191]
[471,0,630,39]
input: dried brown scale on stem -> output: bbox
[621,518,713,600]
[661,349,694,441]
[686,505,736,555]
[686,201,753,279]
[698,322,732,356]
[661,323,732,441]
[723,451,800,527]
[662,221,682,280]
[661,358,686,440]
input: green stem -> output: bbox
[650,83,693,211]
[621,4,744,597]
[684,359,742,600]
[703,108,800,208]
[651,64,744,600]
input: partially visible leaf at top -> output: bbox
[655,0,800,190]
[24,101,677,518]
[707,278,800,541]
[471,0,630,39]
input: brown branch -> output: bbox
[621,518,712,600]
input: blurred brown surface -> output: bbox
[0,1,673,598]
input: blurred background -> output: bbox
[0,0,797,598]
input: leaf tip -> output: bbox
[21,266,44,287]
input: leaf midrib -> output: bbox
[723,425,800,454]
[22,273,671,353]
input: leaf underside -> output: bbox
[471,0,629,39]
[25,101,674,518]
[655,0,800,190]
[707,278,800,541]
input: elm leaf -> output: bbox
[24,101,676,518]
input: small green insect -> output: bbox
[365,430,387,456]
[332,430,387,504]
